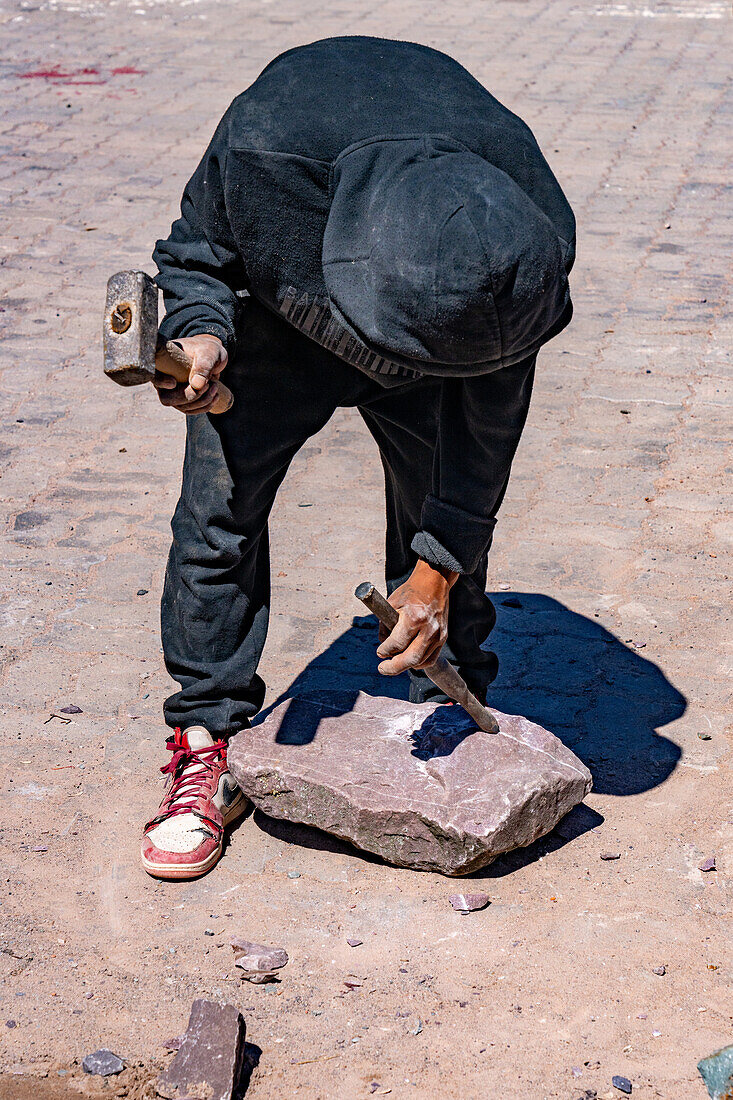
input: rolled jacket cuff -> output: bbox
[411,495,497,575]
[158,310,236,358]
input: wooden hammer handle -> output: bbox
[158,340,234,415]
[355,582,500,734]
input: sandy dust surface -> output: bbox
[0,0,731,1096]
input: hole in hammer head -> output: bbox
[110,303,132,334]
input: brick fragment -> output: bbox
[156,999,246,1100]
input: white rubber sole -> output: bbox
[141,843,223,881]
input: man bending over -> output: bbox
[141,36,576,880]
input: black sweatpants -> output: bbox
[161,298,499,735]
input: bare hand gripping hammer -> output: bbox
[103,270,233,414]
[355,582,500,734]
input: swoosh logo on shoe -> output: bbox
[221,778,242,808]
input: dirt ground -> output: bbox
[0,0,731,1096]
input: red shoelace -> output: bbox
[145,733,228,835]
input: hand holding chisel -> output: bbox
[356,581,500,734]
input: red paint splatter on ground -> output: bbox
[19,68,75,79]
[18,65,145,83]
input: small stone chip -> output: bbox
[699,856,716,872]
[449,892,490,912]
[600,851,621,861]
[82,1049,125,1076]
[612,1074,632,1093]
[347,938,363,947]
[231,938,288,983]
[60,705,82,714]
[652,965,666,976]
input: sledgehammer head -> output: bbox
[103,270,158,386]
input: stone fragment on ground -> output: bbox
[449,892,490,912]
[228,692,592,875]
[231,939,288,983]
[156,999,246,1100]
[82,1049,125,1076]
[698,1044,733,1100]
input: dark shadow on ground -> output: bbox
[235,1042,262,1099]
[484,592,685,796]
[256,593,685,797]
[250,593,685,869]
[253,808,385,866]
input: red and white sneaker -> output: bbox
[141,726,249,881]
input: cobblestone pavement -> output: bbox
[0,0,731,1096]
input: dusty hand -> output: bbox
[376,560,458,675]
[154,334,227,415]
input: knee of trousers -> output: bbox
[169,493,270,572]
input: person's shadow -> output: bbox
[250,593,685,873]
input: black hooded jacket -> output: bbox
[154,36,576,575]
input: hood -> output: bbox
[322,135,572,376]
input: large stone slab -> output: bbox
[228,692,592,875]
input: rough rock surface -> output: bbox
[156,999,246,1100]
[231,938,288,983]
[81,1049,125,1076]
[449,892,490,912]
[228,692,592,875]
[698,1044,733,1100]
